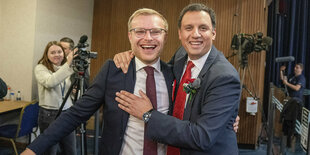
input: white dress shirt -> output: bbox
[182,48,211,108]
[120,57,169,155]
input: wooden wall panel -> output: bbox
[236,0,268,147]
[90,0,190,80]
[90,0,268,148]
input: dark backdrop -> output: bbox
[264,0,310,112]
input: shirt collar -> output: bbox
[186,48,211,71]
[135,57,161,73]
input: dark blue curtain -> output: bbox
[264,0,310,110]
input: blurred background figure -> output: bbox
[0,77,7,100]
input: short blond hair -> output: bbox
[128,8,168,31]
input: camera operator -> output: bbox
[60,37,90,89]
[34,41,77,155]
[280,63,306,148]
[280,63,306,102]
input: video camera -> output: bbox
[230,32,273,67]
[231,32,273,54]
[73,35,97,72]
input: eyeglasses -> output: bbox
[130,28,167,38]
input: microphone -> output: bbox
[275,56,295,63]
[77,35,88,48]
[79,35,88,43]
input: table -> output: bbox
[0,100,29,114]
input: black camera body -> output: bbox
[73,35,97,72]
[230,32,273,66]
[231,32,273,54]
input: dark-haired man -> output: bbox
[280,63,306,102]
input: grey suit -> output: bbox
[146,46,241,155]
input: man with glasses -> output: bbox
[115,3,240,154]
[22,8,173,155]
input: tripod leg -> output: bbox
[240,66,247,88]
[247,65,258,98]
[76,76,87,155]
[56,78,79,118]
[80,123,87,155]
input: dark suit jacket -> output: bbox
[28,58,174,155]
[146,46,241,155]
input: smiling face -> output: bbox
[178,11,216,60]
[47,45,64,66]
[128,14,167,65]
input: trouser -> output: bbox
[38,107,77,155]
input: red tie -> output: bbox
[143,66,157,155]
[167,61,194,155]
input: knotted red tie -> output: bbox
[143,66,157,155]
[167,61,194,155]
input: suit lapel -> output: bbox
[121,59,136,131]
[160,61,174,115]
[173,53,187,87]
[198,46,218,79]
[183,46,219,120]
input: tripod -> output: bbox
[238,61,258,100]
[56,71,88,155]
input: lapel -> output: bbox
[121,58,136,131]
[198,46,218,79]
[173,47,188,89]
[160,60,174,114]
[183,46,219,120]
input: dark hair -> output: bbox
[37,41,67,72]
[0,77,7,98]
[60,37,75,50]
[178,3,216,29]
[296,63,304,70]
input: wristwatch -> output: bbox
[142,109,153,123]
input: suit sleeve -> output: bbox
[146,72,240,152]
[28,60,112,154]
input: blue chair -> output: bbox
[0,101,39,155]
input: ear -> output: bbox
[164,33,168,43]
[178,29,181,40]
[212,28,216,40]
[128,31,133,43]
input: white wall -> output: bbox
[0,0,94,101]
[0,0,37,101]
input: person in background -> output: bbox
[60,37,75,56]
[280,63,306,102]
[60,37,90,89]
[34,41,77,155]
[0,77,7,100]
[280,63,306,147]
[115,3,240,154]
